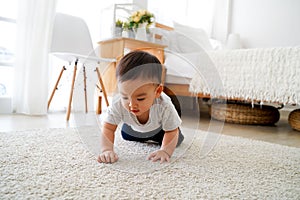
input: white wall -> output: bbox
[133,0,147,9]
[230,0,300,48]
[148,0,216,36]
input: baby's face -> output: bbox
[118,79,162,117]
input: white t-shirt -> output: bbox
[104,92,181,133]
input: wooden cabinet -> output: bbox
[98,37,167,94]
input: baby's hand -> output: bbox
[147,149,170,163]
[97,150,119,164]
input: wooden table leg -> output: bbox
[96,67,109,107]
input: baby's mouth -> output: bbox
[130,109,139,114]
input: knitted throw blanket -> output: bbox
[189,47,300,105]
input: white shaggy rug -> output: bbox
[1,127,300,199]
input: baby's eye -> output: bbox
[122,96,128,100]
[137,98,145,101]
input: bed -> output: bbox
[155,23,300,105]
[155,23,300,126]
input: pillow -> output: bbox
[164,52,196,79]
[162,31,211,53]
[173,21,213,51]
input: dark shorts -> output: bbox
[121,123,184,147]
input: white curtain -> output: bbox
[13,0,57,115]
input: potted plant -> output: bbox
[128,9,154,29]
[115,19,123,37]
[121,21,129,37]
[128,9,154,41]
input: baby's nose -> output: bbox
[128,100,136,108]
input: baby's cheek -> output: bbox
[142,101,152,110]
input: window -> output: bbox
[0,0,17,97]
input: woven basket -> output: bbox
[288,109,300,131]
[208,103,280,125]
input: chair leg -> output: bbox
[95,67,109,107]
[47,66,66,110]
[83,65,88,113]
[96,95,102,115]
[66,61,78,121]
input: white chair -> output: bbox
[48,12,116,121]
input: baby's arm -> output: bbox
[97,122,118,163]
[148,128,179,163]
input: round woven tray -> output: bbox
[208,103,280,125]
[288,109,300,131]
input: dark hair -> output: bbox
[116,50,162,83]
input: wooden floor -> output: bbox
[185,103,300,148]
[0,102,300,148]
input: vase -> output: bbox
[135,23,147,41]
[114,27,122,37]
[122,30,129,38]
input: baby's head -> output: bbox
[116,50,164,116]
[117,50,162,84]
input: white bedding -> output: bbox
[164,52,195,84]
[164,47,300,105]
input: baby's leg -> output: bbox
[176,128,184,147]
[121,123,184,146]
[121,123,163,144]
[121,123,147,142]
[145,128,184,147]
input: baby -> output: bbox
[97,50,184,164]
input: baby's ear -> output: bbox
[155,84,163,98]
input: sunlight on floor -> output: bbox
[0,104,300,148]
